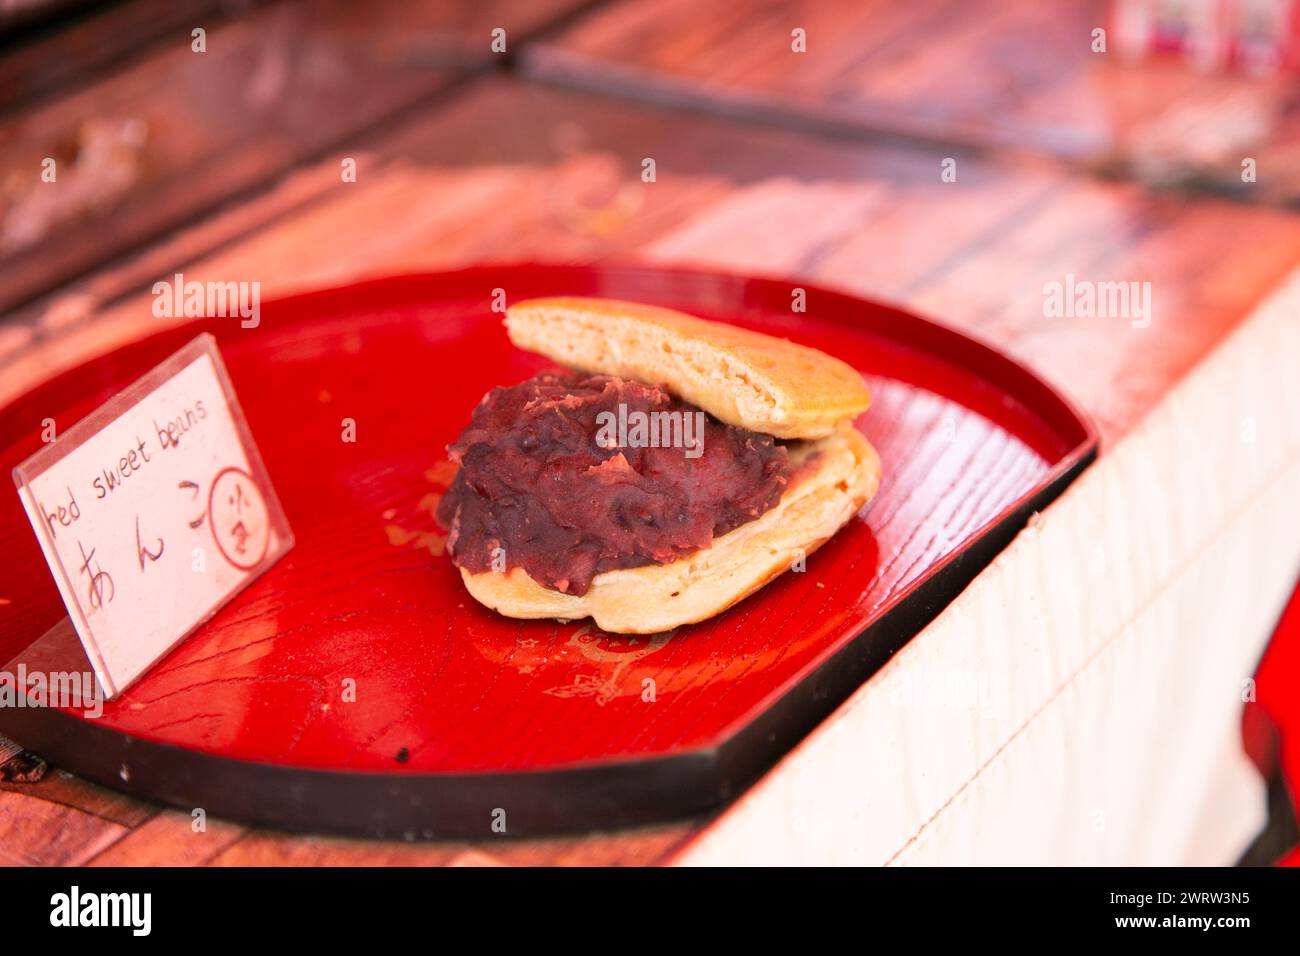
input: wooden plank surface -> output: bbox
[525,0,1300,204]
[8,79,1300,443]
[0,0,596,314]
[0,0,235,113]
[2,55,1300,862]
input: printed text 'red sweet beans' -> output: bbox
[41,400,209,539]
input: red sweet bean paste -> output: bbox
[437,369,793,595]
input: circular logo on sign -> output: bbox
[208,466,270,571]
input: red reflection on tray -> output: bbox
[0,265,1092,775]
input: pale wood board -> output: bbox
[671,272,1300,864]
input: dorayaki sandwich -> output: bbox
[435,297,880,633]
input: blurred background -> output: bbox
[4,0,1300,429]
[3,0,1300,316]
[0,0,1297,865]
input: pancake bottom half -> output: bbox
[459,424,880,633]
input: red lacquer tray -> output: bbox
[0,264,1096,837]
